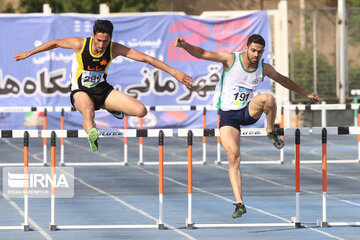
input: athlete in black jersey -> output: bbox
[15,20,194,152]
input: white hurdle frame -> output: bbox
[285,104,360,164]
[137,105,217,166]
[313,127,360,227]
[178,128,309,229]
[0,130,37,231]
[43,129,171,231]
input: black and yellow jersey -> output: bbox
[70,37,113,91]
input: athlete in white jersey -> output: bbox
[175,34,319,218]
[213,51,264,111]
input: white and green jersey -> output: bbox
[213,52,264,111]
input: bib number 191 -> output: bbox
[234,92,250,102]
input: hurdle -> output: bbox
[180,128,308,229]
[313,127,360,227]
[42,129,170,230]
[0,130,42,167]
[54,106,130,166]
[0,130,35,230]
[0,106,52,167]
[297,125,360,164]
[55,105,214,166]
[183,128,285,165]
[139,105,216,165]
[282,102,359,127]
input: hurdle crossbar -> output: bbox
[178,128,301,165]
[49,130,166,230]
[184,128,305,229]
[40,129,173,166]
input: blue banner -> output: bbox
[0,12,271,130]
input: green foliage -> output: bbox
[349,66,360,90]
[348,8,360,45]
[19,0,165,13]
[290,41,337,101]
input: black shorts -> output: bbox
[219,104,259,131]
[70,82,114,110]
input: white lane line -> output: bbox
[1,139,53,240]
[302,165,360,182]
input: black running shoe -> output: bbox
[267,130,285,149]
[232,203,247,218]
[107,110,124,120]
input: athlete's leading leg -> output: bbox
[248,93,276,133]
[248,93,284,149]
[72,92,99,152]
[73,92,96,132]
[102,90,147,118]
[220,126,247,217]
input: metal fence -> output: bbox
[289,7,360,102]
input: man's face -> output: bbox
[92,32,111,53]
[245,42,265,65]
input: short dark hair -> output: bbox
[93,20,113,37]
[247,34,265,47]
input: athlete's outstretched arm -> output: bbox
[112,42,194,88]
[175,37,234,70]
[264,63,319,103]
[14,37,84,61]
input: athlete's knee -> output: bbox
[264,94,276,107]
[83,105,95,115]
[226,151,240,166]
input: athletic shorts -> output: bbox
[70,82,114,110]
[219,104,259,131]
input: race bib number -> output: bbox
[232,87,253,106]
[81,70,105,88]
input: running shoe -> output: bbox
[107,110,124,120]
[267,130,284,149]
[232,203,247,218]
[87,128,99,152]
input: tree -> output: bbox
[290,41,337,102]
[19,0,165,13]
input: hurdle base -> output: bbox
[157,223,165,230]
[317,220,328,228]
[185,219,194,229]
[295,222,301,228]
[137,162,144,166]
[22,224,30,231]
[49,224,57,231]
